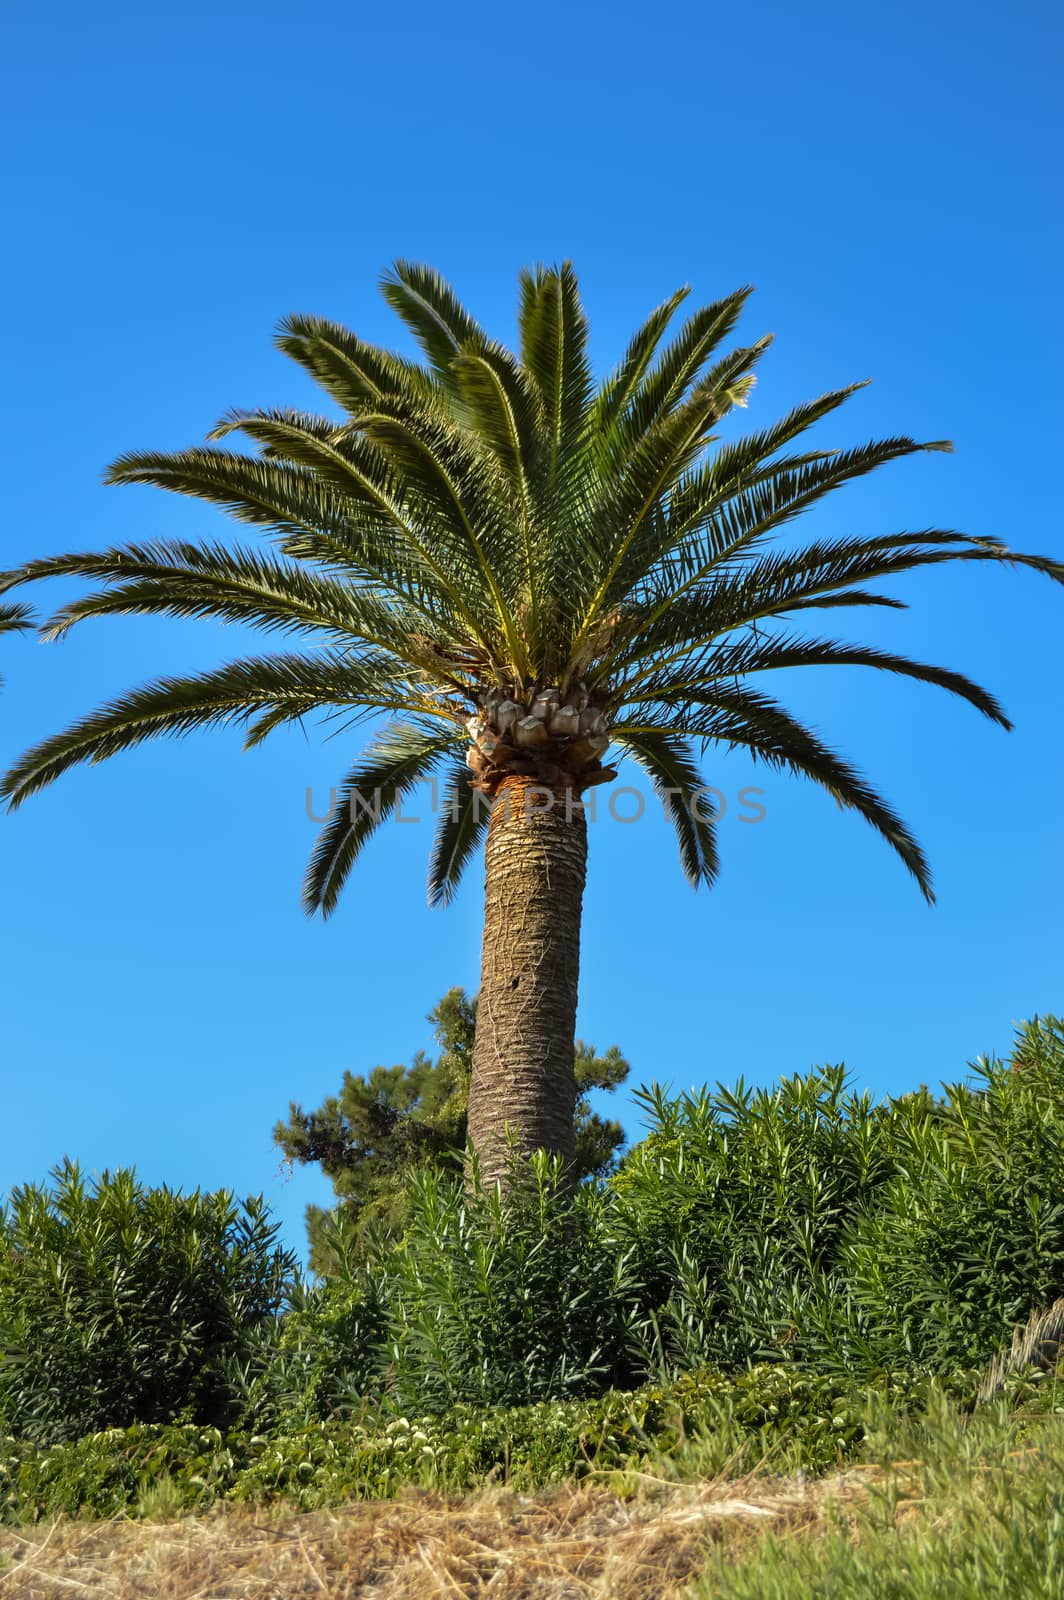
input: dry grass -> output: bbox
[0,1470,861,1599]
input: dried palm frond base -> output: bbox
[975,1296,1064,1404]
[0,1472,862,1600]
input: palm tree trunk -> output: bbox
[467,775,588,1185]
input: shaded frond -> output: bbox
[610,724,719,888]
[0,600,32,634]
[426,762,491,907]
[303,721,456,916]
[0,652,423,810]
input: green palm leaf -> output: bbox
[674,682,935,899]
[379,261,485,392]
[0,653,424,810]
[427,761,492,907]
[303,722,456,916]
[0,600,32,634]
[275,313,435,412]
[611,723,720,888]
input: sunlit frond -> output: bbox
[0,652,420,810]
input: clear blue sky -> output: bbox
[2,0,1061,1257]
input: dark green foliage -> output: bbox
[841,1016,1064,1372]
[6,1016,1064,1462]
[0,1163,298,1445]
[612,1066,898,1373]
[275,987,629,1270]
[0,600,31,688]
[613,1015,1064,1381]
[375,1154,640,1412]
[240,1273,388,1431]
[255,1011,1064,1425]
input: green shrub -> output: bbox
[611,1067,896,1372]
[7,1015,1064,1451]
[0,1162,298,1444]
[841,1017,1064,1372]
[241,1270,388,1428]
[610,1016,1064,1381]
[374,1153,641,1412]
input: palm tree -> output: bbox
[2,264,1060,1181]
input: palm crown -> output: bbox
[2,263,1059,912]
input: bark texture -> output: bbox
[467,775,588,1185]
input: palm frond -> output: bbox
[451,341,544,512]
[517,262,593,486]
[0,600,32,687]
[426,761,491,907]
[575,338,774,637]
[647,437,954,604]
[303,721,456,916]
[590,287,690,437]
[276,312,436,413]
[0,600,32,634]
[349,395,530,673]
[0,652,426,810]
[159,419,500,645]
[379,261,485,393]
[672,683,934,899]
[11,540,430,655]
[612,288,756,454]
[610,530,1064,683]
[630,634,1011,727]
[610,723,719,887]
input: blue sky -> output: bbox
[2,0,1061,1258]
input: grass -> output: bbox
[694,1398,1064,1599]
[2,1396,1062,1597]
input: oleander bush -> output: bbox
[374,1154,641,1412]
[0,1162,298,1445]
[239,1268,388,1431]
[840,1016,1064,1372]
[612,1015,1064,1382]
[610,1066,895,1374]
